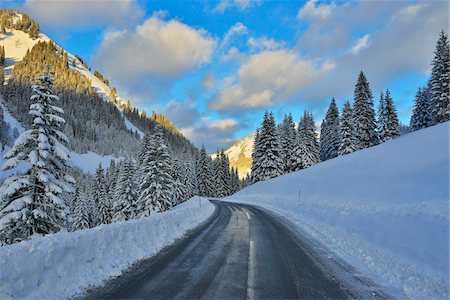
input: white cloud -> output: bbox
[22,0,143,29]
[392,3,429,21]
[210,50,334,111]
[209,119,238,130]
[349,34,371,55]
[212,0,259,13]
[222,22,248,48]
[94,14,216,82]
[202,73,216,90]
[297,0,336,20]
[248,36,284,52]
[221,47,246,62]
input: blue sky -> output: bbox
[4,0,448,151]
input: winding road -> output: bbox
[86,200,388,299]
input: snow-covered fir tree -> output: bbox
[170,155,187,205]
[379,89,400,141]
[280,114,297,173]
[0,70,74,244]
[138,124,175,214]
[254,112,283,181]
[320,98,341,161]
[182,155,197,200]
[250,128,263,183]
[293,112,320,170]
[211,151,222,196]
[410,87,432,131]
[338,101,357,156]
[0,105,9,150]
[429,30,450,124]
[112,158,137,222]
[220,150,232,196]
[353,71,378,150]
[96,164,111,224]
[377,91,386,138]
[72,185,90,231]
[196,145,214,197]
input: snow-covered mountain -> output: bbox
[0,27,144,138]
[224,132,254,178]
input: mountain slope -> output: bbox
[224,132,254,178]
[226,122,450,299]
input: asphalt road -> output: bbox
[86,200,388,299]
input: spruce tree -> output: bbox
[220,150,231,196]
[293,112,320,170]
[0,70,74,244]
[377,91,386,140]
[410,87,432,131]
[113,158,137,221]
[338,101,357,155]
[381,89,400,141]
[72,185,90,231]
[138,124,174,214]
[196,145,214,197]
[430,30,450,124]
[320,98,341,161]
[257,112,283,181]
[353,71,378,150]
[96,164,111,224]
[280,114,297,173]
[250,128,263,183]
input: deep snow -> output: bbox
[0,196,215,299]
[226,122,449,299]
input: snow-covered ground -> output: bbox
[0,196,215,299]
[226,122,449,299]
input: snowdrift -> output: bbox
[0,197,215,299]
[226,122,449,299]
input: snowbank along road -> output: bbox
[86,200,390,299]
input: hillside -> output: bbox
[226,122,450,299]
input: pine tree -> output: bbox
[0,70,74,244]
[410,87,432,131]
[0,104,9,150]
[280,114,297,173]
[211,152,222,196]
[256,112,283,180]
[138,124,174,214]
[197,145,214,197]
[72,185,89,231]
[320,98,341,161]
[220,150,231,196]
[293,112,320,170]
[170,155,187,205]
[0,66,5,93]
[113,158,137,221]
[183,156,197,200]
[250,128,263,183]
[429,30,450,124]
[381,89,400,141]
[96,164,111,224]
[377,91,386,139]
[338,101,357,156]
[353,71,378,150]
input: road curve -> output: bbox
[86,200,388,299]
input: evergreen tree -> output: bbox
[338,101,357,156]
[196,145,214,197]
[211,152,222,196]
[72,185,89,231]
[0,66,5,93]
[220,150,231,196]
[0,104,9,150]
[0,71,74,244]
[429,30,450,124]
[256,112,283,181]
[170,155,187,205]
[279,114,297,173]
[183,156,197,200]
[320,98,341,161]
[353,71,378,150]
[410,87,432,131]
[96,164,111,224]
[113,158,137,221]
[250,128,263,183]
[293,112,320,170]
[381,89,400,141]
[138,124,174,214]
[377,91,386,139]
